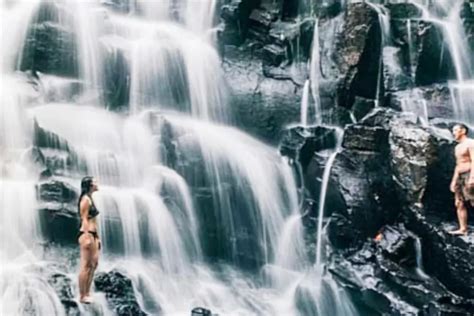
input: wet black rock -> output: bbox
[329,237,474,315]
[223,45,301,143]
[405,207,474,299]
[48,273,80,316]
[352,96,376,121]
[387,84,454,120]
[219,0,259,45]
[329,146,398,245]
[342,124,389,152]
[279,125,338,171]
[247,8,275,40]
[262,43,287,66]
[389,119,436,206]
[20,21,78,77]
[329,3,382,108]
[101,43,130,110]
[94,270,148,316]
[34,119,71,151]
[387,3,423,20]
[37,179,77,204]
[462,1,474,52]
[415,23,457,86]
[382,46,412,93]
[38,202,78,244]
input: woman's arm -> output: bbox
[79,196,90,232]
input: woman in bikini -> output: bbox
[77,176,101,303]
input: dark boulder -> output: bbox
[48,273,80,316]
[382,46,412,93]
[219,0,258,45]
[101,42,130,110]
[20,21,78,77]
[352,96,376,121]
[37,179,77,204]
[248,7,278,40]
[279,125,338,170]
[462,1,474,53]
[328,147,398,245]
[328,235,474,315]
[387,84,454,120]
[389,119,436,206]
[322,3,382,108]
[34,119,71,151]
[38,202,78,244]
[415,22,456,86]
[387,3,423,20]
[342,124,389,152]
[94,270,148,316]
[405,207,474,299]
[223,45,301,143]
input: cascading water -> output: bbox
[290,126,357,316]
[413,236,430,279]
[410,0,474,122]
[309,19,322,125]
[1,0,360,315]
[367,1,391,107]
[0,1,72,314]
[300,80,311,125]
[314,129,343,268]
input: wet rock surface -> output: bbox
[20,4,79,78]
[94,270,148,316]
[289,107,474,313]
[48,272,80,316]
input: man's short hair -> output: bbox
[455,123,469,134]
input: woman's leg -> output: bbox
[78,234,94,301]
[85,237,100,296]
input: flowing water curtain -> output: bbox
[0,2,71,315]
[1,1,360,315]
[404,0,474,122]
[155,114,301,267]
[104,7,228,121]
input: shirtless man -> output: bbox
[449,123,474,235]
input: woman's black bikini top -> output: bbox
[80,195,100,219]
[88,198,99,219]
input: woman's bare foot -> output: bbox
[80,295,93,304]
[449,229,468,236]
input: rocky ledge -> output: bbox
[282,107,474,314]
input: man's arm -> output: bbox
[469,143,474,185]
[451,166,459,192]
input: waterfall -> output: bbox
[300,80,311,126]
[367,1,391,107]
[0,0,361,315]
[413,236,430,279]
[408,0,474,123]
[315,153,338,268]
[309,19,322,125]
[315,127,343,268]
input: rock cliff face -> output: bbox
[282,108,474,314]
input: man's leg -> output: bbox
[450,197,468,235]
